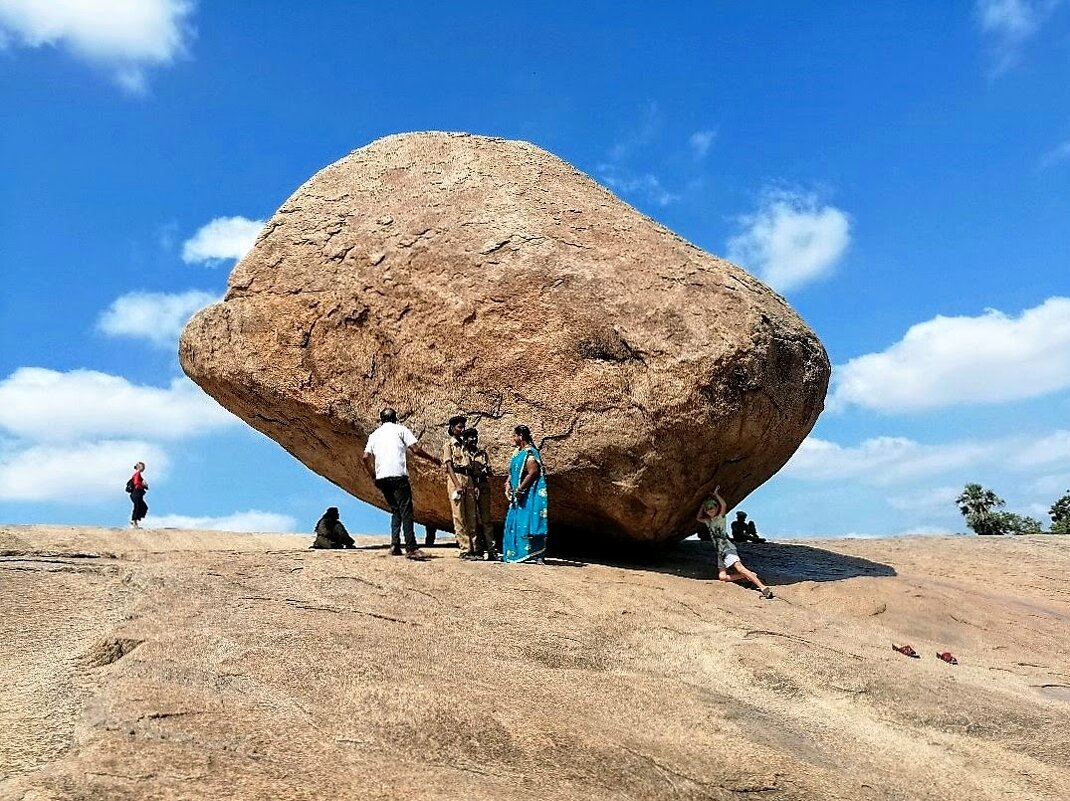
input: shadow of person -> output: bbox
[590,539,897,586]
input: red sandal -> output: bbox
[892,643,920,658]
[936,651,958,665]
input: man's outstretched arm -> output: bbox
[407,443,442,467]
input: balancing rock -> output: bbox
[179,132,830,549]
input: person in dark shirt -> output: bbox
[730,511,766,543]
[310,507,356,549]
[128,461,149,528]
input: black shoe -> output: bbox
[485,550,501,561]
[459,551,482,561]
[390,546,403,556]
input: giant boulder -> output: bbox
[179,132,829,548]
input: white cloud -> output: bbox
[782,429,1070,488]
[607,101,661,162]
[1025,501,1053,518]
[1027,472,1070,497]
[831,297,1070,413]
[182,216,264,265]
[0,439,167,502]
[146,510,298,533]
[1039,140,1070,169]
[726,190,851,293]
[596,103,682,208]
[975,0,1062,72]
[886,485,962,512]
[781,435,996,485]
[97,290,218,348]
[837,527,961,539]
[979,0,1042,38]
[893,527,962,537]
[0,0,194,93]
[597,164,678,206]
[0,368,236,443]
[1012,430,1070,467]
[689,129,717,158]
[772,525,962,540]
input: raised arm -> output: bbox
[712,486,727,518]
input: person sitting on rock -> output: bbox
[310,507,356,549]
[697,487,773,599]
[730,511,766,543]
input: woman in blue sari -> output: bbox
[502,425,548,563]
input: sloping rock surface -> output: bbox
[180,132,829,546]
[4,526,1070,801]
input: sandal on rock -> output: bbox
[892,644,920,658]
[761,587,774,599]
[936,651,959,665]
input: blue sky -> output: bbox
[2,1,1069,538]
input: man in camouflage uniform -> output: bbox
[463,427,498,560]
[442,415,479,559]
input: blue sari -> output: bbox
[503,446,548,563]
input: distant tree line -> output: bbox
[956,483,1070,536]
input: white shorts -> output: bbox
[722,552,740,570]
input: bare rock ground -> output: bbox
[2,525,1068,800]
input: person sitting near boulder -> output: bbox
[697,487,773,599]
[310,507,356,549]
[730,511,766,543]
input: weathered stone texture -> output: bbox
[179,132,829,547]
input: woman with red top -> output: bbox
[128,461,149,528]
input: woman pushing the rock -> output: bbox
[697,487,773,599]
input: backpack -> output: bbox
[125,478,136,493]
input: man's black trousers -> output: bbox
[374,475,417,550]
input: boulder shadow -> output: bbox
[597,539,897,586]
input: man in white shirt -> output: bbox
[363,408,441,557]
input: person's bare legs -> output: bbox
[719,563,773,597]
[731,561,768,591]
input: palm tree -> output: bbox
[956,483,1005,535]
[1051,491,1070,535]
